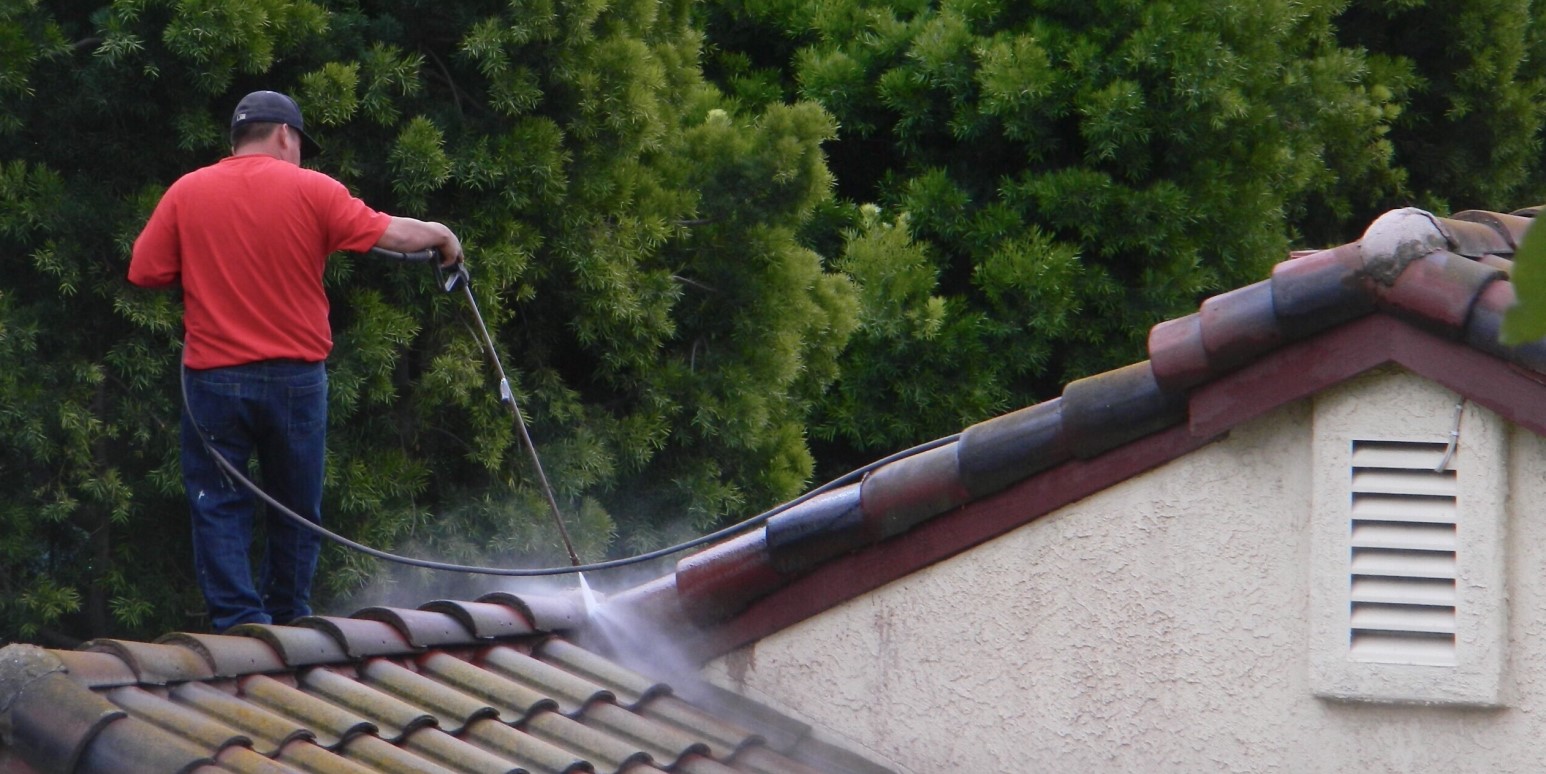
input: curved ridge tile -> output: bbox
[536,638,666,710]
[351,607,477,650]
[229,624,350,668]
[240,673,378,750]
[416,651,558,722]
[154,632,285,678]
[1433,213,1517,258]
[480,645,614,716]
[1376,250,1505,336]
[1451,209,1533,250]
[1198,280,1284,372]
[80,639,215,685]
[1060,361,1187,460]
[955,399,1070,498]
[171,680,314,756]
[50,650,138,689]
[1148,315,1209,392]
[1466,280,1546,374]
[477,591,588,634]
[859,442,970,540]
[764,484,867,574]
[1360,207,1451,286]
[107,685,254,755]
[6,666,123,774]
[675,531,788,627]
[1269,243,1373,339]
[300,665,438,743]
[297,616,415,659]
[358,657,500,734]
[597,575,693,638]
[420,599,538,640]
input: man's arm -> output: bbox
[375,216,463,266]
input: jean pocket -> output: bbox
[287,375,328,436]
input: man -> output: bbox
[129,90,462,631]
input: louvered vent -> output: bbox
[1348,440,1458,667]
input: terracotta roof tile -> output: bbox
[415,651,558,722]
[675,532,788,626]
[858,443,970,540]
[154,633,286,678]
[956,399,1068,497]
[229,624,350,667]
[292,616,414,659]
[534,638,664,709]
[237,673,377,749]
[351,607,477,649]
[762,485,867,574]
[1061,361,1186,459]
[169,680,313,758]
[105,685,255,755]
[49,650,139,689]
[80,639,215,685]
[74,713,213,773]
[419,600,538,640]
[480,646,612,715]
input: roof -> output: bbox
[8,204,1546,772]
[0,593,891,773]
[598,205,1546,661]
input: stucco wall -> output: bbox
[703,368,1546,772]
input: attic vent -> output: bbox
[1348,440,1457,667]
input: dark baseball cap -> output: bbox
[231,90,321,153]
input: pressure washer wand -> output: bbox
[375,248,582,568]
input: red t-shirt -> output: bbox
[130,155,392,369]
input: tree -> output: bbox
[699,0,1544,469]
[0,0,852,643]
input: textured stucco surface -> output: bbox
[704,367,1546,772]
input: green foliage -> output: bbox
[1,0,850,642]
[1502,220,1546,344]
[699,0,1546,465]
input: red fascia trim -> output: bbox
[1191,313,1546,438]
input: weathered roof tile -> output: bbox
[351,607,477,650]
[295,616,414,659]
[231,624,350,668]
[175,680,316,756]
[763,485,867,575]
[858,443,970,540]
[155,632,286,678]
[238,672,377,749]
[415,651,558,723]
[1061,361,1186,459]
[420,600,538,640]
[675,531,787,627]
[957,399,1069,497]
[1198,280,1284,371]
[106,684,255,755]
[1377,250,1504,335]
[80,639,215,685]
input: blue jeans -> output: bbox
[181,360,327,632]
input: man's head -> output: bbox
[230,90,321,157]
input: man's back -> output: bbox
[130,154,389,368]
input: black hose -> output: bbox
[176,246,962,576]
[180,361,957,576]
